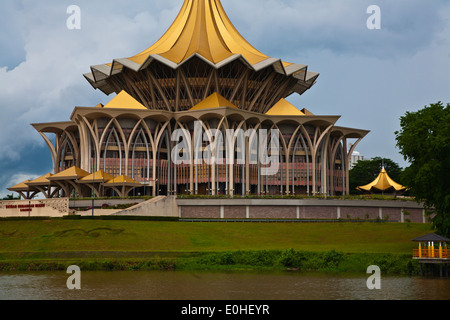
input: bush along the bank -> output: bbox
[179,249,421,275]
[0,250,421,275]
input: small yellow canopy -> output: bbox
[48,166,90,181]
[357,168,407,192]
[78,171,115,183]
[102,90,147,110]
[104,175,142,187]
[265,99,306,116]
[189,92,238,111]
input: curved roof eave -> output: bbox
[90,52,314,80]
[331,126,371,139]
[86,53,318,97]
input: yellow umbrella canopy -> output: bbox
[357,168,407,192]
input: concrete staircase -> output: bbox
[112,196,178,217]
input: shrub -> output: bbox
[278,249,304,268]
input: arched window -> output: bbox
[102,127,123,176]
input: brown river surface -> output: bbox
[0,270,449,300]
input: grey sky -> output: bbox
[0,0,449,197]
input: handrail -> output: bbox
[413,248,449,259]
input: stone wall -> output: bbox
[177,198,429,223]
[0,197,430,224]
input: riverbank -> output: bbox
[0,250,422,275]
[0,219,433,274]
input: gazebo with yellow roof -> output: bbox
[357,167,407,195]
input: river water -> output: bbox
[0,271,449,300]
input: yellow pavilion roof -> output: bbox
[8,180,32,192]
[265,99,306,116]
[48,166,90,181]
[102,90,147,110]
[189,92,238,111]
[26,173,53,186]
[357,168,407,192]
[78,171,115,183]
[104,175,142,187]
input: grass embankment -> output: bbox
[0,219,434,274]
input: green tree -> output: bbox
[395,102,450,237]
[349,157,403,194]
[2,194,20,200]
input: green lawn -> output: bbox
[0,219,433,257]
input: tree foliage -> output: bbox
[349,157,403,194]
[2,194,20,200]
[395,102,450,237]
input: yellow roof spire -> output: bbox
[128,0,282,66]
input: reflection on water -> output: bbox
[0,271,449,300]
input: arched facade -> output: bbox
[30,0,369,198]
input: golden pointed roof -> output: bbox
[8,180,33,192]
[48,166,90,181]
[357,168,407,192]
[128,0,282,66]
[78,170,115,183]
[26,173,53,186]
[104,175,142,187]
[102,90,147,110]
[85,0,319,97]
[265,99,306,116]
[189,92,238,111]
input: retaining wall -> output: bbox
[176,198,429,223]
